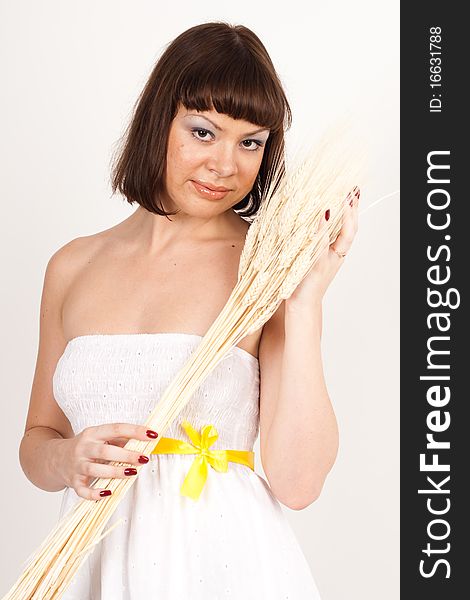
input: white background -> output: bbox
[0,1,399,598]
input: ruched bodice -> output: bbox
[53,333,260,450]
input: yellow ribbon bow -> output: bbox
[151,420,255,501]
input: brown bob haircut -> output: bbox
[110,21,292,220]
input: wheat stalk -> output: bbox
[2,121,366,599]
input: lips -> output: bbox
[190,180,231,200]
[192,180,230,192]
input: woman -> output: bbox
[19,22,358,599]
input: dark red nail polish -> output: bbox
[124,468,137,476]
[138,455,149,464]
[325,209,330,221]
[99,490,112,497]
[146,430,158,439]
[355,188,361,199]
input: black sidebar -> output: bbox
[401,3,467,599]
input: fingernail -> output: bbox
[100,490,112,497]
[138,455,149,464]
[124,468,137,476]
[349,187,360,207]
[146,430,158,439]
[325,209,330,221]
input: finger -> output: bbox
[339,186,360,226]
[75,484,113,501]
[88,423,159,443]
[72,474,108,500]
[330,227,354,256]
[345,186,360,208]
[94,441,150,466]
[343,192,356,220]
[330,208,355,255]
[81,460,140,481]
[314,215,331,258]
[351,188,360,227]
[315,209,330,235]
[337,189,359,237]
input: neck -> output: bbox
[123,204,241,254]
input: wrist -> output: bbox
[285,297,323,338]
[48,437,70,490]
[285,296,323,316]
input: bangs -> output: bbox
[175,44,288,132]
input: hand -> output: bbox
[288,187,360,306]
[53,423,159,501]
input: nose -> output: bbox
[206,142,238,178]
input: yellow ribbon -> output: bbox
[151,421,255,501]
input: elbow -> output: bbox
[18,435,28,476]
[274,480,325,511]
[285,487,323,511]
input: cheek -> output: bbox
[241,155,263,185]
[168,141,201,174]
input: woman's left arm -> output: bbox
[258,189,360,510]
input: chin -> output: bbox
[176,198,229,219]
[186,189,238,215]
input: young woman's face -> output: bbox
[162,103,270,218]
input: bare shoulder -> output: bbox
[45,227,120,304]
[42,238,84,319]
[46,232,104,277]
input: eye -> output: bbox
[241,139,264,152]
[191,128,214,142]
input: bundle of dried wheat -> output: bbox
[3,123,366,599]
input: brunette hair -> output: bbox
[110,21,292,220]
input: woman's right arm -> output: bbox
[19,244,76,492]
[19,242,157,500]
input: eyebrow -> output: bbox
[185,113,269,136]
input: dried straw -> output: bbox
[3,121,366,599]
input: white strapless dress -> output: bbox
[53,333,322,599]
